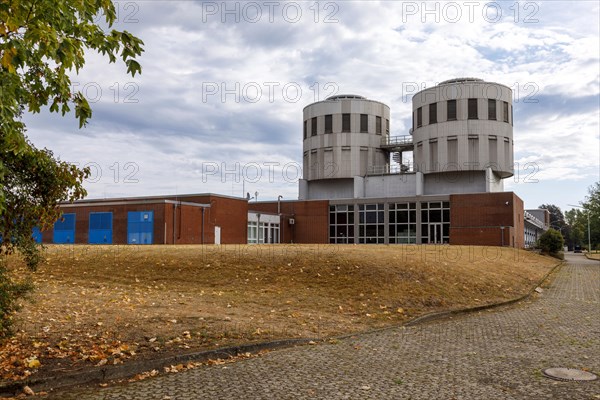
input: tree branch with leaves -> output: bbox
[0,0,143,335]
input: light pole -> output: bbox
[568,204,591,253]
[277,195,283,244]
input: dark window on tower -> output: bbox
[311,117,317,136]
[488,99,496,120]
[360,114,368,133]
[511,104,513,126]
[386,119,390,134]
[417,107,422,127]
[468,98,478,119]
[376,116,382,134]
[503,101,509,122]
[342,113,351,132]
[429,102,437,124]
[324,114,333,134]
[303,121,307,139]
[447,100,456,121]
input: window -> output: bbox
[417,107,422,127]
[503,101,509,123]
[510,104,513,126]
[468,135,479,165]
[386,119,390,135]
[447,100,456,121]
[468,98,478,119]
[447,136,458,166]
[376,116,382,134]
[325,114,332,134]
[358,204,385,244]
[488,99,496,120]
[303,120,307,139]
[429,102,437,124]
[342,113,351,132]
[389,202,417,244]
[311,117,317,136]
[360,114,368,133]
[329,205,355,244]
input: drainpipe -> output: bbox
[201,207,205,244]
[172,203,176,244]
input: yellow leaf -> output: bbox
[26,357,41,369]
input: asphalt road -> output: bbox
[56,253,600,399]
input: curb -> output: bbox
[0,338,315,397]
[1,260,563,396]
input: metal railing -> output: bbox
[367,162,414,175]
[381,135,413,147]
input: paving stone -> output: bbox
[54,254,600,399]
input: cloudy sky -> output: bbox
[24,0,599,214]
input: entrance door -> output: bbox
[428,223,443,244]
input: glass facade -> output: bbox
[358,204,385,244]
[328,200,451,245]
[329,205,354,243]
[389,202,417,243]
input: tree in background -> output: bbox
[538,228,564,255]
[538,203,570,248]
[563,182,600,251]
[539,204,566,230]
[581,182,600,250]
[0,0,143,335]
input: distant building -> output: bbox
[43,78,547,247]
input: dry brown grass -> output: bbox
[1,244,556,381]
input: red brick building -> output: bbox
[44,191,526,248]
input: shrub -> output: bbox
[538,229,564,254]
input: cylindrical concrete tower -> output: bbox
[300,95,391,200]
[411,78,514,194]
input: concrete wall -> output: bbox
[363,174,418,198]
[303,178,354,200]
[423,171,486,195]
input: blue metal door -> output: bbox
[127,211,153,244]
[53,213,76,243]
[32,227,42,243]
[89,212,113,244]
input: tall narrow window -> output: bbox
[311,117,317,136]
[303,121,307,139]
[503,101,509,122]
[386,119,390,135]
[447,100,456,121]
[417,107,422,127]
[468,98,478,119]
[342,113,351,132]
[428,102,437,124]
[376,116,382,134]
[360,114,368,133]
[510,105,513,126]
[324,114,332,134]
[488,99,496,120]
